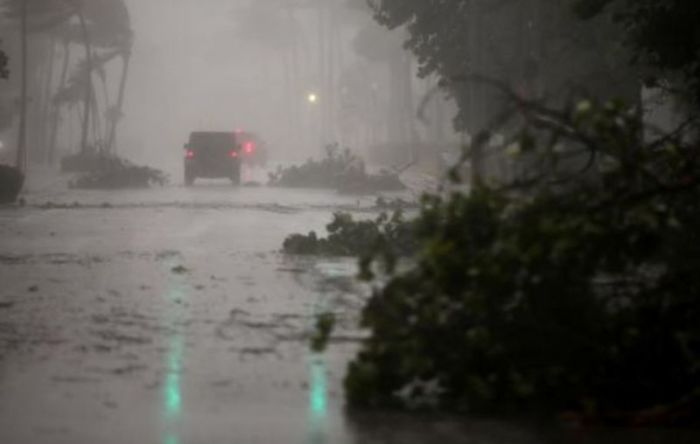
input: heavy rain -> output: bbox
[1,1,699,443]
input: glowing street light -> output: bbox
[307,92,319,104]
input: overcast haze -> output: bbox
[124,0,280,172]
[2,1,699,442]
[122,0,373,174]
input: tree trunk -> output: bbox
[287,8,302,152]
[38,38,57,163]
[77,6,93,155]
[48,39,71,164]
[16,0,28,172]
[291,31,301,150]
[105,51,130,154]
[404,55,419,161]
[90,81,102,148]
[327,1,336,144]
[283,49,292,149]
[317,2,330,146]
[388,52,410,152]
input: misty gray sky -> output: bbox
[123,0,297,170]
[117,1,454,173]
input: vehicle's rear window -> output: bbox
[189,132,236,149]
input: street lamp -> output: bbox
[307,92,319,104]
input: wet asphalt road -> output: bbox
[0,170,377,444]
[1,170,698,444]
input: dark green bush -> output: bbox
[0,164,24,204]
[283,211,418,260]
[69,155,167,189]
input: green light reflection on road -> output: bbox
[310,356,327,421]
[163,434,179,444]
[161,264,187,444]
[308,354,329,444]
[164,333,184,420]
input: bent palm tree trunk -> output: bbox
[90,81,102,147]
[39,37,58,163]
[48,39,71,164]
[77,6,93,155]
[105,50,130,154]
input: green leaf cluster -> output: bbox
[283,211,418,261]
[268,144,404,194]
[310,312,337,353]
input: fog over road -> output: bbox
[1,172,698,444]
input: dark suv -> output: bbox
[184,131,241,186]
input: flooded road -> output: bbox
[0,172,697,444]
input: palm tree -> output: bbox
[70,0,132,155]
[4,0,133,167]
[2,0,75,170]
[72,0,92,155]
[47,35,71,163]
[83,0,132,154]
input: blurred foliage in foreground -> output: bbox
[268,144,405,194]
[342,99,700,425]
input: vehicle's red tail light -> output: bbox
[185,150,195,159]
[229,150,238,158]
[244,142,255,154]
